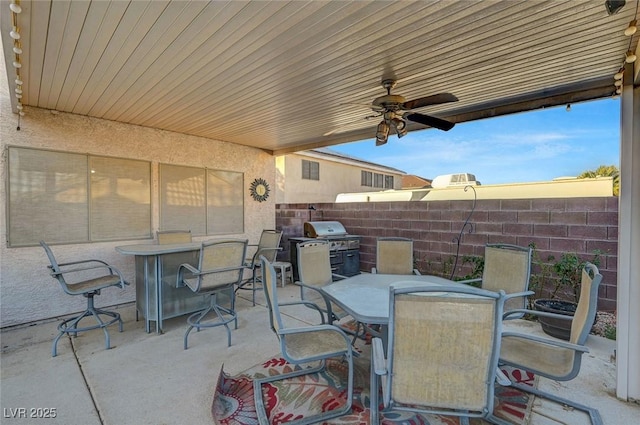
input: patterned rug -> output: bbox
[212,349,535,425]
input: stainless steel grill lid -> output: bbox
[304,221,348,238]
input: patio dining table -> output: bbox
[321,273,467,326]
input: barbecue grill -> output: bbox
[290,221,361,280]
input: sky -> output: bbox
[330,98,621,185]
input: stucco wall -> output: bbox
[1,99,275,328]
[275,153,404,204]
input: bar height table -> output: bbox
[116,242,209,334]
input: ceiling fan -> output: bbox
[367,79,458,146]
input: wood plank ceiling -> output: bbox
[2,0,639,155]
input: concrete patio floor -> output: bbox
[1,284,638,425]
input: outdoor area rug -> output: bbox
[212,349,536,425]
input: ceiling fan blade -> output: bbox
[402,93,458,110]
[405,113,455,131]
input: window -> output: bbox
[361,171,373,187]
[374,173,384,188]
[384,175,394,189]
[159,164,243,235]
[302,159,319,180]
[7,147,151,246]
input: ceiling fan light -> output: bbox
[391,117,408,138]
[624,20,637,36]
[375,120,389,146]
[625,51,637,63]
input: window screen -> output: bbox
[385,175,394,189]
[361,171,373,187]
[302,160,319,180]
[374,173,384,188]
[160,164,243,236]
[7,147,151,246]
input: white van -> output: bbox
[431,173,480,188]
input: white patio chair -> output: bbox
[372,237,420,275]
[498,262,604,425]
[253,256,354,425]
[458,243,532,318]
[370,283,509,425]
[40,241,128,357]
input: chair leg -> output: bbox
[504,380,604,425]
[52,293,122,357]
[254,356,353,425]
[184,294,237,349]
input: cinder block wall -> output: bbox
[276,197,618,311]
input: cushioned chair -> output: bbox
[236,229,282,306]
[372,237,420,275]
[498,262,604,425]
[40,241,128,357]
[157,230,192,244]
[370,283,509,425]
[177,239,247,349]
[296,240,348,325]
[253,256,354,425]
[458,243,532,318]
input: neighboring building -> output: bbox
[401,174,432,189]
[275,148,405,203]
[335,176,615,202]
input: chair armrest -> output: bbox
[503,308,574,322]
[53,262,128,288]
[502,331,590,353]
[503,290,535,301]
[246,247,282,266]
[294,281,337,323]
[176,263,200,287]
[371,337,387,375]
[279,324,353,350]
[278,301,326,324]
[457,277,482,285]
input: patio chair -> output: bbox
[372,237,420,275]
[296,240,348,325]
[40,241,128,357]
[370,283,509,425]
[177,239,248,349]
[458,243,532,318]
[254,256,354,425]
[157,230,192,244]
[498,262,604,425]
[236,229,282,306]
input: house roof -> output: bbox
[2,0,638,155]
[297,147,406,175]
[402,175,433,189]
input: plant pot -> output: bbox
[533,299,576,341]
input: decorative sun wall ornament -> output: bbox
[250,178,270,202]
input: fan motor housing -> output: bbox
[372,94,406,109]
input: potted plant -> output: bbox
[528,245,601,340]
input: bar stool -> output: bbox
[271,261,292,287]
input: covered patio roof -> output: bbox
[1,0,638,154]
